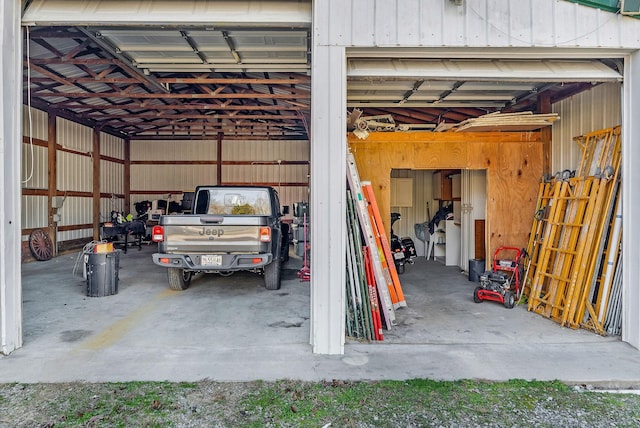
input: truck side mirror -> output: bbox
[282,205,290,215]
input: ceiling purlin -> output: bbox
[25,26,312,139]
[27,62,72,87]
[61,38,93,61]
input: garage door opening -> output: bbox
[18,2,313,355]
[345,51,625,345]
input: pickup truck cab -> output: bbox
[151,185,289,291]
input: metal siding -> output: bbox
[310,42,347,354]
[324,0,640,48]
[23,0,312,26]
[21,144,48,190]
[57,151,92,193]
[552,82,622,172]
[1,0,23,353]
[57,117,93,153]
[100,132,124,159]
[348,0,373,45]
[130,140,217,161]
[58,197,92,228]
[101,196,124,220]
[397,0,421,46]
[100,160,124,194]
[58,228,92,243]
[390,169,433,257]
[22,106,48,140]
[130,164,217,191]
[21,195,48,229]
[623,51,640,349]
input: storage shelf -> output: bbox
[432,219,460,266]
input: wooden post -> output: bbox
[538,93,552,175]
[92,128,101,240]
[47,113,57,251]
[124,138,131,214]
[216,132,223,185]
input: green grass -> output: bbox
[1,379,639,427]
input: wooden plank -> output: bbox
[349,131,543,260]
[474,219,485,260]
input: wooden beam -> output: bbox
[217,132,223,185]
[83,113,301,120]
[32,91,310,100]
[51,102,305,111]
[92,128,101,240]
[537,92,552,175]
[124,138,131,216]
[48,112,57,253]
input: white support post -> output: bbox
[0,0,23,354]
[622,51,640,350]
[309,41,347,355]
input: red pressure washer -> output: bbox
[473,246,526,309]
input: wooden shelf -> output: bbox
[433,169,461,201]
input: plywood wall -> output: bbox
[349,131,543,257]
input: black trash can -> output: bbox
[468,258,485,282]
[86,251,119,297]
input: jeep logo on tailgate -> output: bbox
[199,227,224,238]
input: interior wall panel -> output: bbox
[130,140,217,161]
[390,169,433,257]
[20,144,47,190]
[20,195,47,231]
[100,160,124,195]
[552,82,622,173]
[57,118,92,153]
[21,106,47,140]
[100,132,124,159]
[130,164,217,192]
[58,228,92,243]
[58,196,92,228]
[101,196,124,221]
[57,151,92,193]
[223,139,309,161]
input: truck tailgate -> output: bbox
[159,215,271,254]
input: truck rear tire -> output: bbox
[168,268,192,290]
[264,260,281,290]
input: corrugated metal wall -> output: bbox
[129,138,310,216]
[223,139,310,213]
[100,131,125,222]
[321,0,640,48]
[21,105,47,140]
[20,110,314,244]
[21,106,49,240]
[552,82,622,173]
[21,108,127,244]
[56,118,94,242]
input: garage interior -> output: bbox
[16,0,634,361]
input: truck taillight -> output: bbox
[259,227,271,242]
[152,225,165,242]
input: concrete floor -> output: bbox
[3,244,640,386]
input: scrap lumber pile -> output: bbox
[434,111,559,132]
[522,126,622,335]
[345,151,406,341]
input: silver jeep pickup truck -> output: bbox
[151,185,289,290]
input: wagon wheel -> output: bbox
[29,228,54,261]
